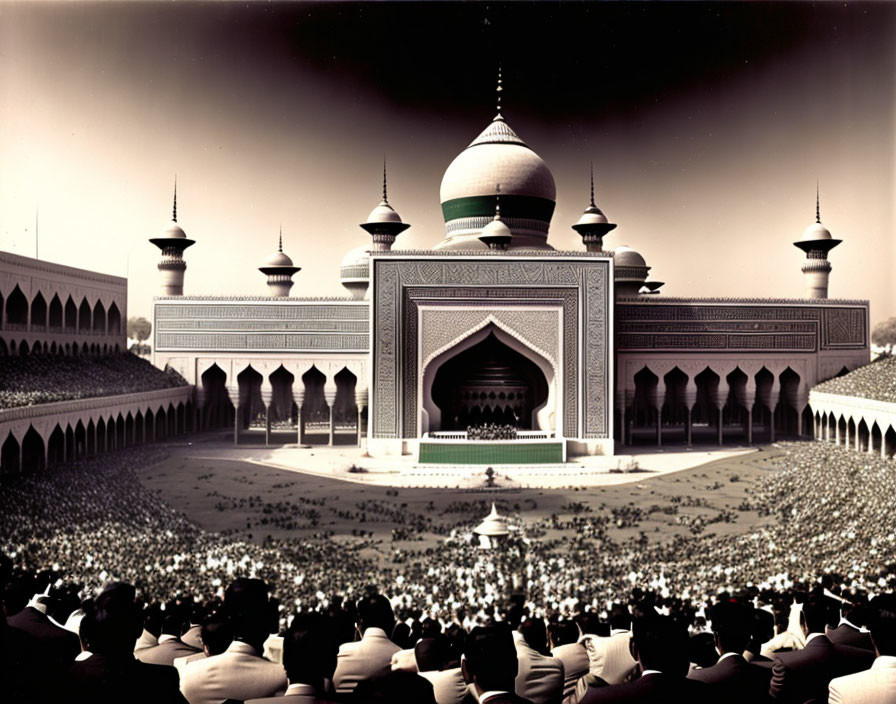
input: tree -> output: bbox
[126,316,152,354]
[872,317,896,349]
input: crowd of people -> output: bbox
[467,424,519,441]
[3,440,896,701]
[0,353,187,409]
[814,353,896,403]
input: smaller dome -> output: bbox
[800,221,833,242]
[159,220,187,239]
[474,503,510,537]
[263,250,294,267]
[481,216,512,240]
[614,245,647,269]
[366,200,403,225]
[341,245,371,270]
[575,204,609,227]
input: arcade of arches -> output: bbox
[199,363,364,446]
[619,364,816,446]
[0,401,191,475]
[0,284,123,357]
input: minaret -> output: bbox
[359,159,410,250]
[259,227,301,297]
[572,164,617,252]
[149,177,195,296]
[479,185,512,250]
[793,185,841,299]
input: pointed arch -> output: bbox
[22,426,45,473]
[93,299,106,334]
[5,285,27,328]
[108,302,121,336]
[49,293,63,331]
[30,291,47,331]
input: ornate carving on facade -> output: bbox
[371,256,611,441]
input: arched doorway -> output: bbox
[49,294,63,331]
[30,292,47,331]
[1,433,20,474]
[300,366,328,444]
[334,368,359,445]
[48,425,65,466]
[5,286,28,329]
[201,364,233,429]
[424,328,553,434]
[269,365,296,442]
[22,426,45,472]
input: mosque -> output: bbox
[149,88,870,464]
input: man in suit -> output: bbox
[514,617,565,704]
[827,600,875,652]
[549,621,589,702]
[65,582,187,704]
[578,604,637,686]
[413,635,468,704]
[7,591,80,672]
[687,600,772,704]
[829,594,896,704]
[332,592,401,694]
[462,624,533,704]
[246,613,336,703]
[769,590,875,704]
[136,607,201,666]
[173,615,232,675]
[180,578,286,704]
[580,615,710,704]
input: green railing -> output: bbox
[418,441,564,464]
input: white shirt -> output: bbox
[284,683,316,696]
[481,691,511,702]
[719,652,741,662]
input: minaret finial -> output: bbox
[383,155,388,204]
[495,64,503,119]
[816,181,821,224]
[278,224,283,253]
[172,175,178,222]
[590,162,596,207]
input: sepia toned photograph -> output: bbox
[1,1,895,703]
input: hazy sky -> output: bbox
[1,2,894,323]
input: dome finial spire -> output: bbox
[816,180,821,224]
[172,174,178,223]
[383,154,388,204]
[495,63,503,120]
[590,161,596,207]
[278,224,283,253]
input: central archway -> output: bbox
[422,325,556,434]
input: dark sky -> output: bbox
[1,1,894,320]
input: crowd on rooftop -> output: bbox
[0,353,187,409]
[813,354,896,404]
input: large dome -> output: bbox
[339,245,371,300]
[436,117,556,250]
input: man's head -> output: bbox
[86,582,143,657]
[548,620,579,649]
[224,578,276,648]
[462,624,518,693]
[631,615,689,677]
[800,591,828,636]
[867,594,896,657]
[519,616,549,655]
[710,601,752,655]
[609,603,632,632]
[415,635,449,673]
[201,614,233,656]
[282,613,327,688]
[357,593,395,635]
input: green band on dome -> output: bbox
[441,195,556,223]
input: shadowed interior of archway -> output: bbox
[431,331,548,431]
